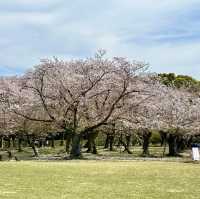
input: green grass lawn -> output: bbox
[0,161,199,199]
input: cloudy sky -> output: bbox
[0,0,200,79]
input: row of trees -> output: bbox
[158,73,200,90]
[0,51,200,158]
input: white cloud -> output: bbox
[0,0,200,79]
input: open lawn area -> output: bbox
[0,161,199,199]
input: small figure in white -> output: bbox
[192,144,200,161]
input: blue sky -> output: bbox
[0,0,200,79]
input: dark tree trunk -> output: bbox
[109,123,116,151]
[159,131,167,147]
[31,141,39,157]
[92,143,97,154]
[12,136,16,148]
[104,134,115,150]
[18,138,22,152]
[176,136,186,153]
[51,137,55,148]
[60,132,64,146]
[65,134,72,153]
[109,135,114,151]
[0,136,3,149]
[86,140,92,153]
[117,134,123,147]
[186,135,193,148]
[7,137,11,148]
[86,138,97,154]
[122,141,133,154]
[126,135,131,149]
[26,134,31,146]
[104,134,109,149]
[86,131,98,154]
[142,129,152,156]
[118,135,132,154]
[167,134,178,156]
[70,134,81,158]
[124,135,132,154]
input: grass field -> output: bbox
[0,161,199,199]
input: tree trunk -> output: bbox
[12,136,16,148]
[65,134,72,153]
[26,134,31,146]
[86,139,92,153]
[126,135,132,152]
[7,137,11,148]
[142,129,152,156]
[86,139,97,154]
[118,135,132,154]
[18,138,22,152]
[159,131,167,147]
[104,134,109,149]
[167,134,178,156]
[60,133,64,146]
[92,143,97,154]
[109,135,114,151]
[117,134,123,147]
[0,136,3,149]
[176,136,186,153]
[70,134,81,158]
[31,142,39,157]
[51,137,55,148]
[86,132,98,154]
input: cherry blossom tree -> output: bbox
[1,51,153,158]
[140,85,200,156]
